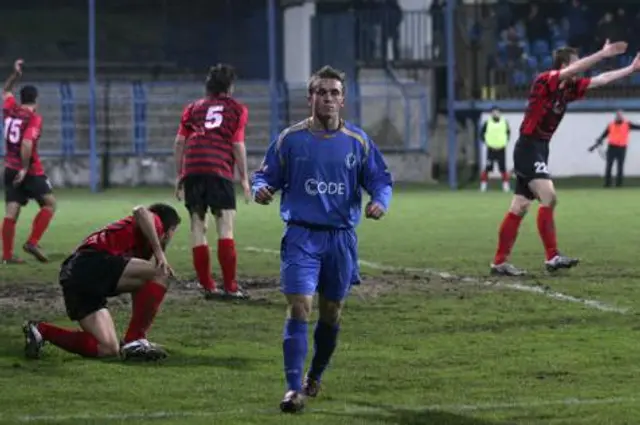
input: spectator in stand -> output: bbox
[505,26,526,68]
[615,8,631,45]
[566,0,589,53]
[632,11,640,53]
[430,0,444,58]
[525,4,550,45]
[596,12,626,49]
[494,0,513,34]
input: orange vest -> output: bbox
[608,121,630,147]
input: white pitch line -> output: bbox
[243,246,629,314]
[4,396,636,423]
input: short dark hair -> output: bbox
[205,64,237,96]
[20,85,38,105]
[552,47,578,70]
[307,65,347,96]
[148,203,181,232]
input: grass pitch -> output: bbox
[1,181,640,425]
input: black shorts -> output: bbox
[513,137,550,200]
[486,148,506,172]
[183,173,236,218]
[59,249,130,321]
[3,168,53,206]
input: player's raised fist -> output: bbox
[601,39,627,57]
[14,59,23,74]
[365,201,385,220]
[254,186,274,205]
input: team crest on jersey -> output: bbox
[345,153,357,169]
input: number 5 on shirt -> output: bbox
[204,106,224,129]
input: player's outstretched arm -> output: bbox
[3,59,23,99]
[251,138,285,205]
[588,53,640,89]
[361,139,393,220]
[559,40,627,81]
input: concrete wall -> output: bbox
[0,152,433,190]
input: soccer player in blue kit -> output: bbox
[251,65,393,413]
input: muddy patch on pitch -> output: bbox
[0,270,480,315]
[0,282,63,315]
[0,277,283,315]
[169,276,280,305]
[350,269,477,299]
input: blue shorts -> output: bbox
[280,224,360,302]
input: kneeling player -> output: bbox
[22,203,181,361]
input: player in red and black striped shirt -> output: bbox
[22,203,181,361]
[174,64,251,300]
[2,59,57,264]
[491,41,640,276]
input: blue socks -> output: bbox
[283,319,341,391]
[283,319,308,392]
[309,321,340,381]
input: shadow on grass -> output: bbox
[117,349,260,370]
[0,328,259,372]
[45,252,70,263]
[320,400,510,425]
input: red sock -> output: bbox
[480,171,488,182]
[28,207,54,245]
[218,238,238,292]
[502,172,510,182]
[493,212,523,265]
[2,217,16,260]
[124,280,167,343]
[537,205,558,261]
[192,245,216,291]
[36,323,99,357]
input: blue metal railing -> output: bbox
[132,81,147,155]
[60,81,76,156]
[0,80,430,157]
[353,10,434,63]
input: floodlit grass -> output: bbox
[1,182,639,424]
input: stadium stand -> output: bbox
[490,1,640,92]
